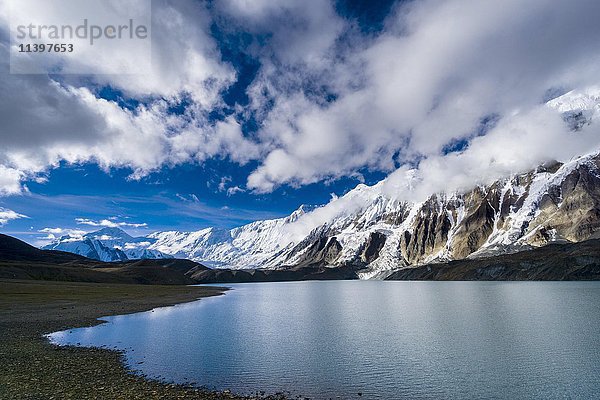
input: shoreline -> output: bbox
[0,279,288,399]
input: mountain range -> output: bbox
[43,87,600,279]
[43,227,172,262]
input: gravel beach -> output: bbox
[0,279,290,400]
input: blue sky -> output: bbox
[0,158,387,242]
[1,0,599,245]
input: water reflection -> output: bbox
[48,281,600,399]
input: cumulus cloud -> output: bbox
[0,49,259,191]
[216,0,345,68]
[75,218,147,228]
[0,167,23,196]
[1,0,600,203]
[380,107,600,202]
[0,207,28,226]
[244,0,600,192]
[0,0,255,194]
[3,0,235,102]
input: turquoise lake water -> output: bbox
[49,281,600,399]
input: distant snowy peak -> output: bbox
[147,205,312,268]
[547,86,600,129]
[43,227,172,262]
[85,227,135,241]
[285,204,314,223]
[546,86,600,114]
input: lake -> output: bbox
[48,281,600,399]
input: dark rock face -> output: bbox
[381,207,411,226]
[451,187,499,259]
[282,224,331,265]
[385,239,600,281]
[292,236,342,267]
[81,238,102,261]
[526,162,600,245]
[191,265,359,283]
[361,232,387,263]
[399,195,455,264]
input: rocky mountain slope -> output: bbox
[43,88,600,278]
[385,239,600,281]
[264,150,599,279]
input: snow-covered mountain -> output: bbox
[44,88,600,276]
[43,227,171,262]
[279,150,599,279]
[147,205,309,268]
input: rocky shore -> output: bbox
[0,279,290,400]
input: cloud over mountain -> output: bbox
[0,0,599,201]
[75,218,148,228]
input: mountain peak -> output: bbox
[287,204,316,223]
[44,226,172,262]
[85,227,133,240]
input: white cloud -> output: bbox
[123,241,151,250]
[1,0,600,201]
[0,167,24,196]
[0,56,260,192]
[3,0,235,103]
[75,218,147,228]
[217,0,344,68]
[0,0,255,195]
[38,227,88,242]
[0,207,28,226]
[217,176,245,196]
[39,227,87,236]
[244,0,600,192]
[380,106,600,202]
[218,176,232,192]
[226,186,245,196]
[39,227,65,235]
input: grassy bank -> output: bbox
[0,279,286,399]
